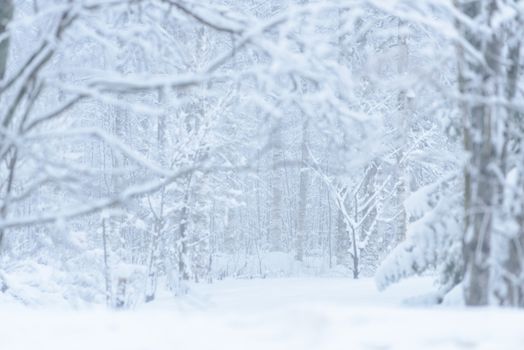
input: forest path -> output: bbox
[158,276,436,312]
[2,277,524,350]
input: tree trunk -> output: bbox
[269,125,284,252]
[178,176,192,283]
[145,193,163,303]
[335,199,349,267]
[394,19,410,244]
[0,1,14,270]
[102,218,112,307]
[326,169,333,268]
[296,118,308,261]
[456,0,501,306]
[500,27,524,307]
[115,277,127,309]
[145,110,167,303]
[0,0,13,80]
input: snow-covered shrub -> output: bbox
[113,262,146,309]
[375,174,463,300]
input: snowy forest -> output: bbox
[1,0,524,349]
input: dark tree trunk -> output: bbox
[456,0,504,306]
[0,0,13,80]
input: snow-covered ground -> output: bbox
[1,277,524,350]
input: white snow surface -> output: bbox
[1,277,524,350]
